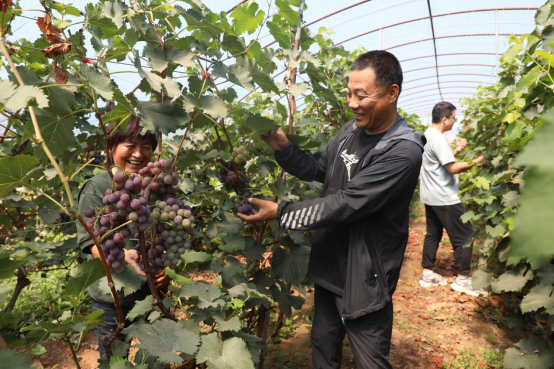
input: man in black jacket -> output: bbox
[238,50,425,368]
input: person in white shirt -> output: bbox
[419,101,486,296]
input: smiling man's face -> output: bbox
[112,139,153,173]
[347,68,397,133]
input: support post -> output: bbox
[495,9,499,83]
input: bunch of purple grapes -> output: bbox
[219,161,246,190]
[83,159,193,274]
[139,159,179,202]
[231,192,254,215]
[84,205,131,274]
[92,151,105,164]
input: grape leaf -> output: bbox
[275,0,301,26]
[63,259,105,296]
[207,212,244,238]
[230,3,265,35]
[222,34,247,55]
[515,65,541,93]
[502,191,519,208]
[485,224,506,238]
[85,3,118,37]
[202,96,228,118]
[504,337,554,369]
[266,21,291,49]
[123,319,200,364]
[134,52,182,99]
[126,295,154,321]
[221,257,246,285]
[235,331,262,364]
[23,108,76,160]
[289,83,310,97]
[97,265,146,297]
[182,250,213,265]
[515,111,554,171]
[0,283,14,301]
[0,155,39,198]
[48,1,81,16]
[139,100,189,136]
[179,282,225,309]
[472,269,493,290]
[520,283,554,313]
[102,0,126,29]
[460,210,482,223]
[270,281,305,317]
[0,349,34,368]
[227,64,255,91]
[510,169,554,259]
[80,65,114,100]
[196,333,255,369]
[242,114,280,136]
[145,46,195,72]
[271,237,309,286]
[219,234,246,253]
[213,312,241,332]
[491,265,533,293]
[182,13,222,39]
[0,80,48,110]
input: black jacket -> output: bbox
[275,114,425,319]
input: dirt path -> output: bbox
[265,217,524,369]
[33,217,522,369]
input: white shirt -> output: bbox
[420,127,461,206]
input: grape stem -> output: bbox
[172,115,193,169]
[138,230,177,321]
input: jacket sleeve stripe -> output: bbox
[281,212,290,228]
[298,208,307,227]
[310,203,320,225]
[291,209,301,229]
[316,203,325,222]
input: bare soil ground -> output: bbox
[264,217,524,369]
[32,216,523,368]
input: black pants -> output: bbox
[311,284,394,369]
[92,299,133,369]
[421,203,473,275]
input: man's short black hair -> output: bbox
[350,50,403,96]
[432,101,457,123]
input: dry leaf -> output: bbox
[37,13,62,44]
[42,43,72,58]
[53,61,68,84]
[0,0,14,13]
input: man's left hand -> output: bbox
[236,198,278,223]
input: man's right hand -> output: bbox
[260,128,289,151]
[474,155,484,164]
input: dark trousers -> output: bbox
[311,284,394,369]
[92,299,133,369]
[422,203,473,275]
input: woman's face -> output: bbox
[112,139,153,173]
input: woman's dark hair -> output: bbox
[106,115,158,152]
[351,50,403,96]
[431,101,457,123]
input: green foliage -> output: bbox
[457,3,554,365]
[441,347,503,369]
[503,337,554,369]
[0,0,426,366]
